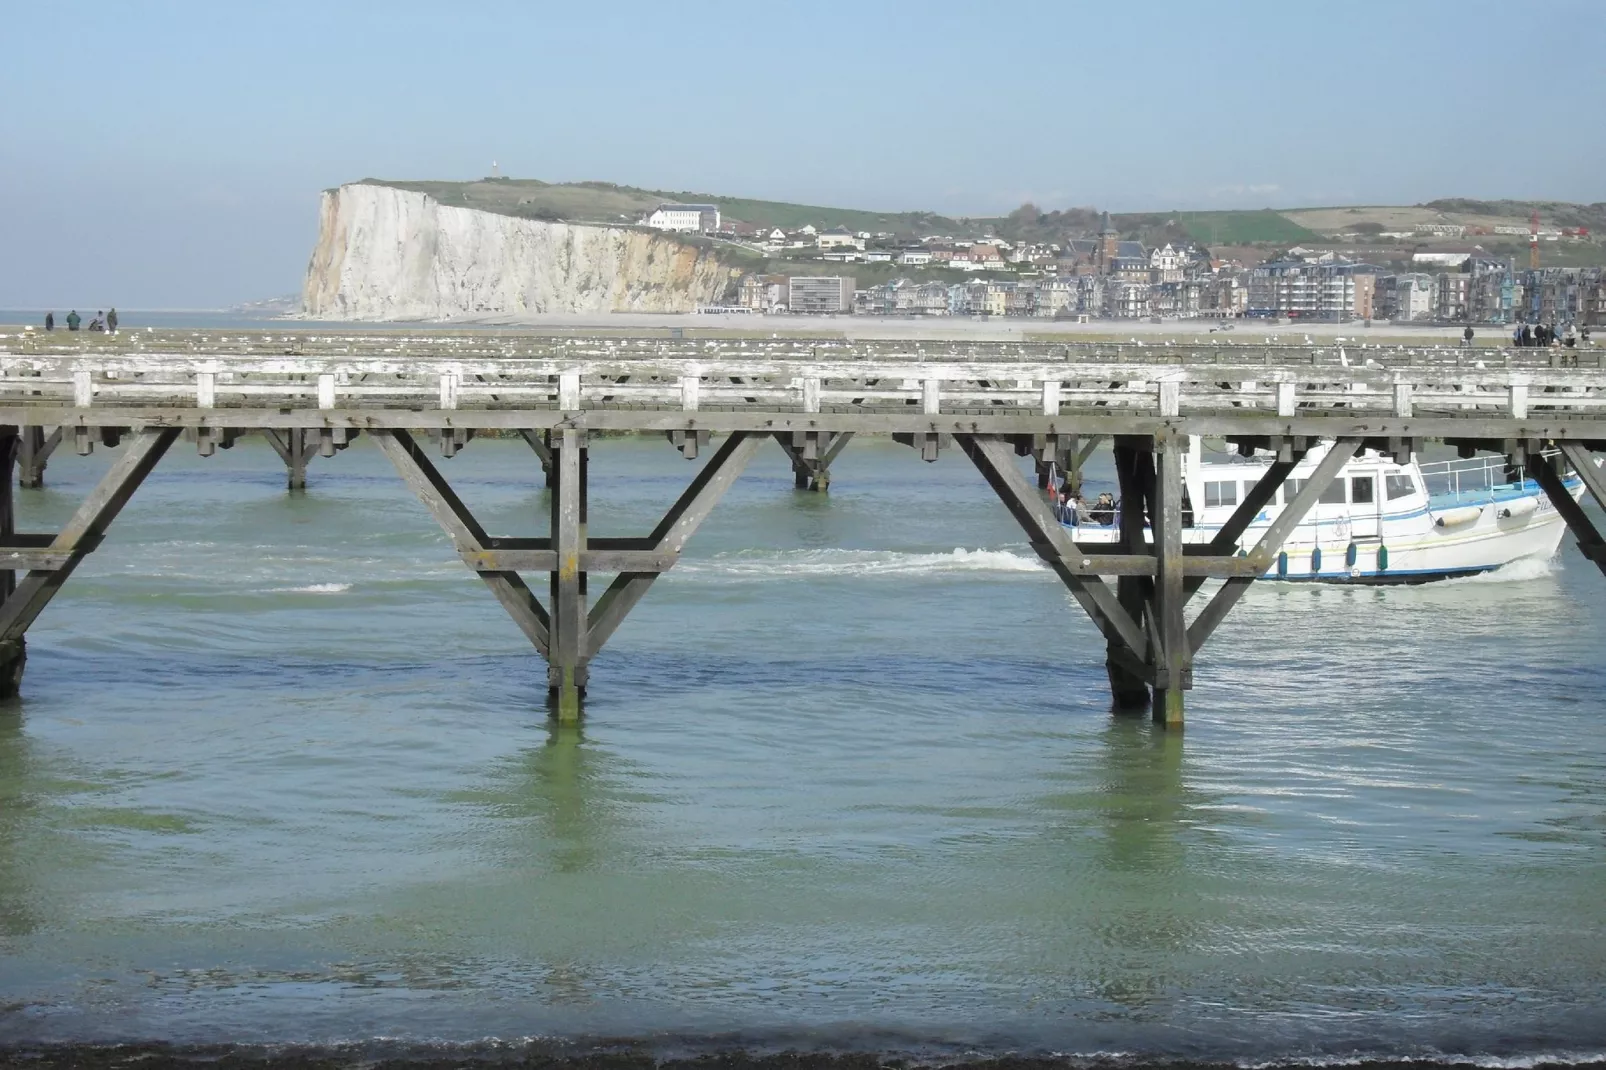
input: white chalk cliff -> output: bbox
[302,183,731,320]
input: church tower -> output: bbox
[1097,211,1119,273]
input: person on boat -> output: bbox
[66,309,81,331]
[1583,326,1593,346]
[1564,324,1577,348]
[106,307,118,333]
[1089,492,1116,526]
[1462,325,1474,348]
[43,312,53,331]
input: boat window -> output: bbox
[1282,479,1306,504]
[1351,476,1375,505]
[1386,473,1416,500]
[1318,479,1347,505]
[1204,480,1238,508]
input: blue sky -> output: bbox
[1,0,1600,308]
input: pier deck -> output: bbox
[3,328,1606,725]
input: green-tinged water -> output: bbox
[0,436,1603,1062]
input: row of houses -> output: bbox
[734,264,1606,324]
[1248,258,1606,324]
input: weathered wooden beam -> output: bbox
[957,433,1149,661]
[517,428,554,488]
[1558,443,1606,515]
[0,428,180,656]
[648,432,764,553]
[1186,438,1361,655]
[585,572,658,657]
[1531,448,1606,576]
[1183,457,1299,598]
[9,405,1606,443]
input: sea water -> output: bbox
[0,436,1602,1064]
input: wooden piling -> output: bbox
[17,427,60,489]
[1107,441,1152,713]
[1151,432,1189,727]
[0,429,21,696]
[548,428,589,719]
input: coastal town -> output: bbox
[643,202,1605,328]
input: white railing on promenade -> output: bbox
[1,353,1605,422]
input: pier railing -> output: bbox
[2,354,1606,427]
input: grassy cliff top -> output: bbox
[355,178,1604,259]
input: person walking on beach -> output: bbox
[106,307,118,333]
[1462,325,1474,348]
[1521,323,1532,347]
[44,312,53,331]
[66,309,81,331]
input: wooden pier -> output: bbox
[3,327,1606,726]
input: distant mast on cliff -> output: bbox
[490,160,501,179]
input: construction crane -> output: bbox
[1530,209,1541,270]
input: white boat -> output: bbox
[1062,440,1586,584]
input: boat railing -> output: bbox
[1416,448,1561,502]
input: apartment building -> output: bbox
[786,276,856,314]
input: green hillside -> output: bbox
[360,178,1596,262]
[366,178,965,236]
[1170,210,1322,245]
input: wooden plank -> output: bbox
[460,548,678,573]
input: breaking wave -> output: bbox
[682,547,1044,580]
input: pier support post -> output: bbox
[17,427,61,490]
[1109,440,1153,713]
[263,430,309,490]
[548,429,588,720]
[1150,433,1188,726]
[959,433,1358,729]
[774,431,853,491]
[0,427,179,698]
[375,429,762,713]
[0,429,21,693]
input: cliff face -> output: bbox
[302,183,732,320]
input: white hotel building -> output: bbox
[645,204,721,233]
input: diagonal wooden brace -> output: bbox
[1186,438,1362,655]
[1534,445,1606,575]
[372,428,551,654]
[1183,457,1300,598]
[0,427,180,655]
[957,433,1148,660]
